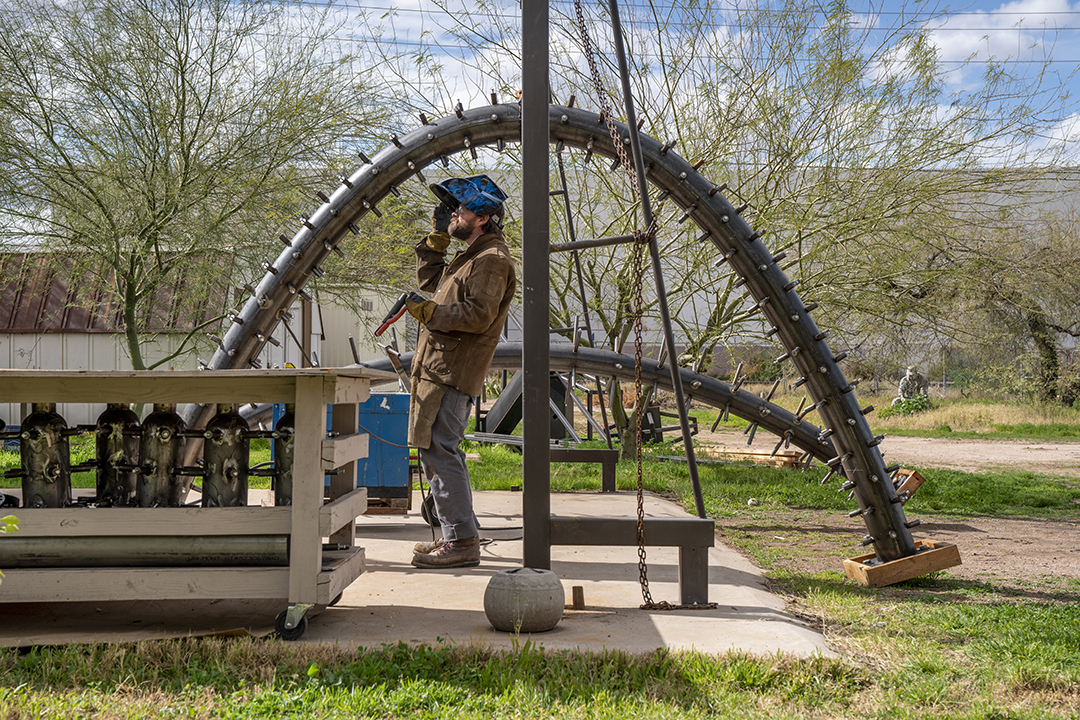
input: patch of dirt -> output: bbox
[697,427,1080,478]
[699,428,1080,592]
[874,435,1080,478]
[716,510,1080,599]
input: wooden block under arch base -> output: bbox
[843,540,962,588]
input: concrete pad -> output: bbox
[0,491,832,657]
[313,490,831,656]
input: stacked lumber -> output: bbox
[696,446,808,469]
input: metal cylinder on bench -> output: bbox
[20,403,71,509]
[137,403,187,508]
[202,403,249,507]
[272,404,295,507]
[95,403,140,507]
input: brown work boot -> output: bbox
[411,536,480,569]
[413,537,446,554]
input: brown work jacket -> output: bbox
[411,230,516,397]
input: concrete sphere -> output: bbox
[484,567,564,633]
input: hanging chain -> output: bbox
[574,1,657,247]
[574,0,715,612]
[628,205,654,606]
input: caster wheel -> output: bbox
[420,493,440,528]
[274,610,307,641]
[329,592,343,607]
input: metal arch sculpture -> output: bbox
[189,102,919,564]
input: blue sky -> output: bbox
[884,1,1080,85]
[871,0,1080,152]
[317,0,1080,156]
[349,2,1080,93]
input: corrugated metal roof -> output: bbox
[0,253,229,333]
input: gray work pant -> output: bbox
[419,387,479,541]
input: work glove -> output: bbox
[405,291,437,325]
[432,201,454,234]
[426,232,452,253]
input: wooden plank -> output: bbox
[0,373,298,404]
[843,540,962,588]
[697,446,806,468]
[316,547,366,605]
[361,506,408,515]
[10,507,292,538]
[0,567,290,602]
[324,375,376,405]
[0,368,392,379]
[289,375,324,605]
[319,487,368,538]
[0,367,393,404]
[329,403,359,547]
[698,446,803,459]
[321,432,369,470]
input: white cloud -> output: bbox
[925,0,1079,67]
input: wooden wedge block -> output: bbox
[894,468,926,501]
[843,540,962,588]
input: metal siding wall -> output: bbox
[11,334,40,368]
[60,334,91,423]
[0,333,14,424]
[38,335,63,369]
[0,306,324,426]
[1,332,205,425]
[319,294,398,367]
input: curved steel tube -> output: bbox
[361,343,837,463]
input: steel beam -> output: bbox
[549,234,638,253]
[521,0,550,569]
[549,515,714,605]
[549,448,619,493]
[363,343,838,463]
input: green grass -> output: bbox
[0,640,867,719]
[466,438,1080,520]
[694,402,1080,441]
[3,448,1078,717]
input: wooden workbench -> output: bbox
[0,367,396,636]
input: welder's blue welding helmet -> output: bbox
[429,174,508,217]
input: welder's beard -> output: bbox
[449,214,479,240]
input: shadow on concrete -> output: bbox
[0,599,282,647]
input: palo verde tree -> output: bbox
[927,186,1080,402]
[0,0,392,369]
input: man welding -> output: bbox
[403,175,516,569]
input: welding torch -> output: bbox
[374,291,426,336]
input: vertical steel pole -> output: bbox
[556,152,612,448]
[522,0,551,568]
[301,297,313,368]
[607,0,706,518]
